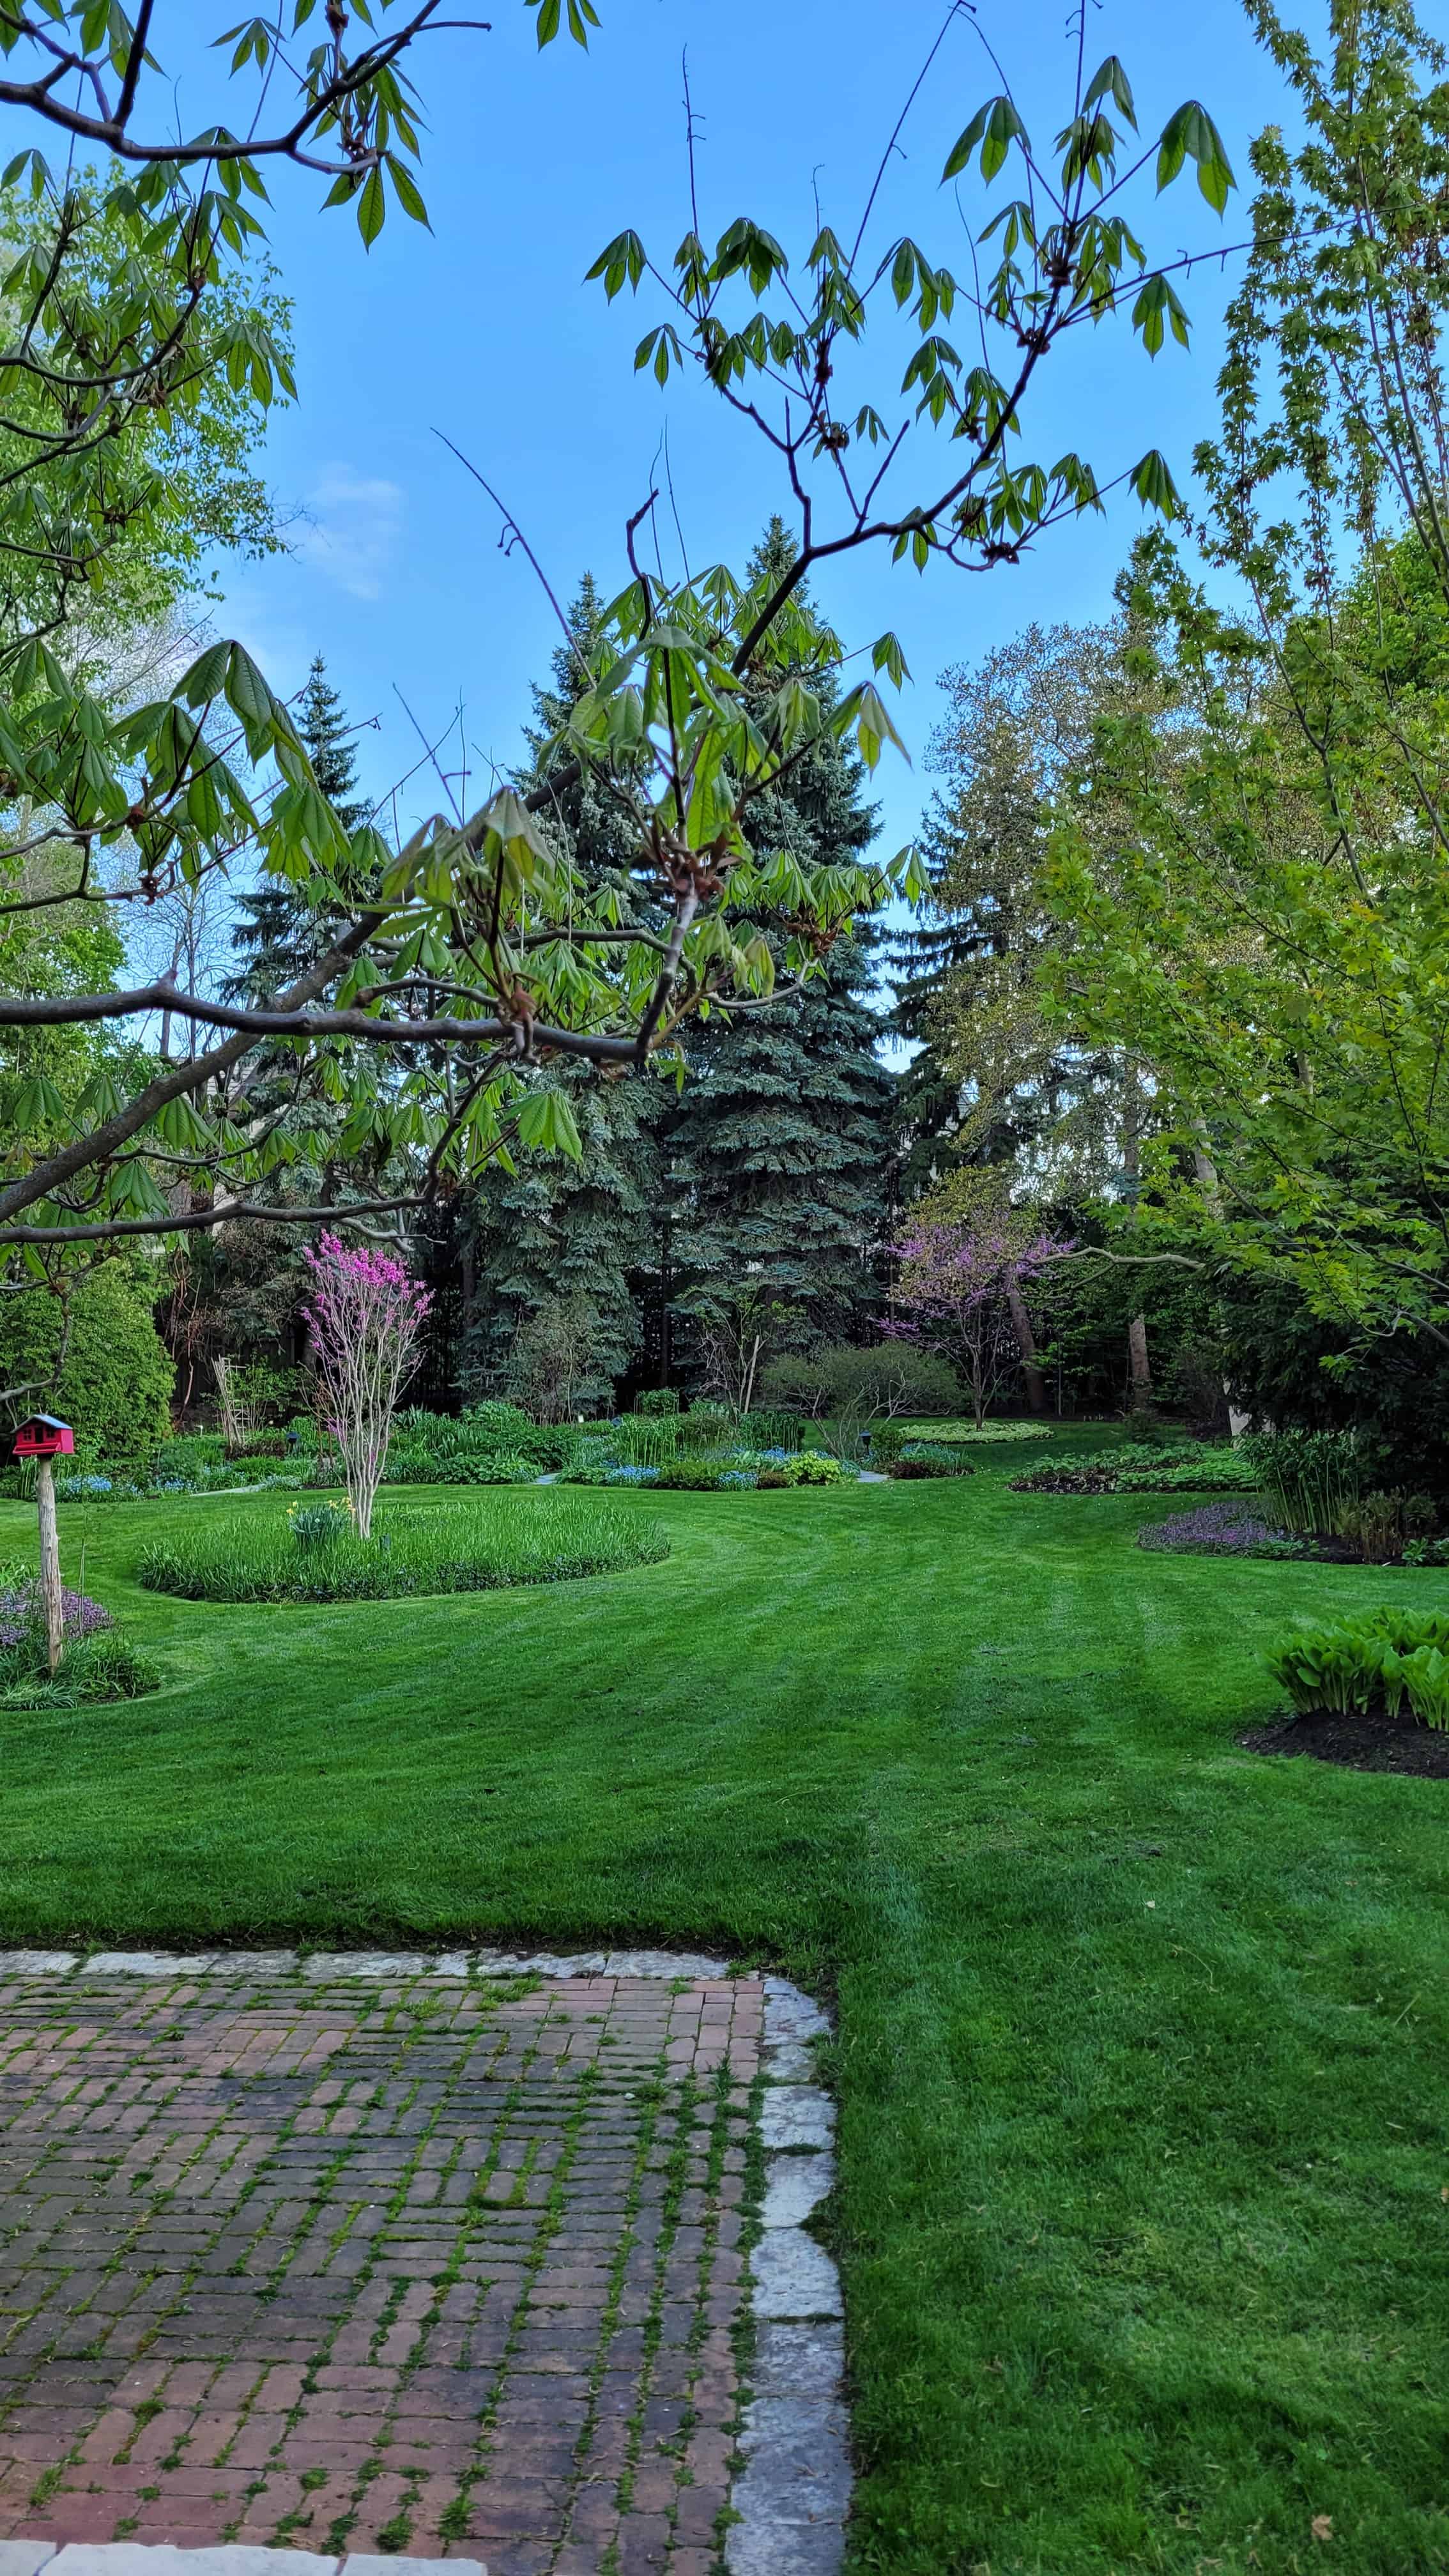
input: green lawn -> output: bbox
[2,1447,1446,2575]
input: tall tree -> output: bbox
[890,621,1136,1199]
[0,15,1231,1272]
[457,580,664,1404]
[1041,1,1449,1356]
[665,522,895,1346]
[228,657,372,1002]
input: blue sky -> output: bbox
[188,0,1290,859]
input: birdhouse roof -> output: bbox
[16,1413,70,1432]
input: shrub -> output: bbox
[1267,1610,1449,1728]
[390,1404,571,1475]
[459,1399,537,1439]
[0,1261,173,1463]
[655,1457,736,1491]
[1241,1427,1363,1535]
[385,1446,537,1487]
[634,1388,680,1416]
[762,1342,960,1423]
[138,1494,670,1604]
[784,1452,848,1485]
[155,1434,225,1476]
[887,1443,976,1480]
[677,1400,735,1448]
[1334,1488,1439,1564]
[752,1451,850,1487]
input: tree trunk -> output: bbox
[36,1459,63,1674]
[1121,1061,1154,1416]
[1005,1278,1047,1414]
[1128,1312,1153,1415]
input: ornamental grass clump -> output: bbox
[137,1494,669,1604]
[1268,1611,1449,1729]
[1241,1428,1363,1535]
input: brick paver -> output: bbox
[0,1966,764,2575]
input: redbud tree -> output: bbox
[301,1234,431,1539]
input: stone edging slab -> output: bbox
[0,1950,850,2576]
[0,2549,480,2576]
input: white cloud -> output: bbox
[293,464,404,601]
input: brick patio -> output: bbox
[0,1965,765,2576]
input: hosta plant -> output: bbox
[1267,1613,1449,1731]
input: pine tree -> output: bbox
[228,654,370,1000]
[663,519,895,1344]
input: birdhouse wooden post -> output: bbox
[10,1416,73,1674]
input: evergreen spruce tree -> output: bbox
[456,580,665,1405]
[228,654,370,1000]
[458,535,896,1402]
[664,519,895,1344]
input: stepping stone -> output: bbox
[81,1952,227,1977]
[762,2152,834,2227]
[750,2228,843,2320]
[760,2087,835,2150]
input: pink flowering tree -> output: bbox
[887,1218,1066,1429]
[301,1234,432,1539]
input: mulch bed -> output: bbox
[1239,1708,1449,1777]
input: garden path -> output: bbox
[0,1957,841,2576]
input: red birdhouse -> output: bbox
[10,1414,75,1460]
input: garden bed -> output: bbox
[1013,1441,1262,1496]
[1239,1708,1449,1777]
[1138,1501,1443,1565]
[137,1493,668,1604]
[0,1568,158,1706]
[892,1418,1053,1445]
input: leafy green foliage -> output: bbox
[1039,9,1449,1351]
[761,1342,960,1422]
[1013,1441,1261,1495]
[1268,1611,1449,1730]
[137,1491,666,1602]
[0,1624,160,1708]
[887,1443,976,1480]
[1241,1430,1363,1537]
[0,1263,173,1460]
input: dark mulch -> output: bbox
[1240,1708,1449,1777]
